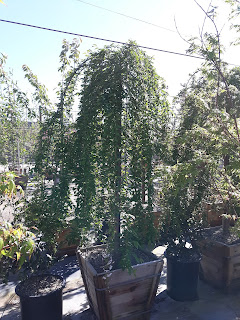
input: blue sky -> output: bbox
[0,0,239,105]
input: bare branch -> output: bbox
[174,16,191,45]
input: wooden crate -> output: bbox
[15,175,28,190]
[198,228,240,292]
[76,245,164,320]
[56,228,79,257]
[203,203,224,227]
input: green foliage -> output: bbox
[0,222,36,266]
[157,2,240,256]
[157,158,210,254]
[73,41,169,267]
[0,172,37,282]
[173,63,240,215]
[0,53,38,166]
[20,39,83,253]
[0,171,22,197]
[22,64,52,122]
[21,179,72,252]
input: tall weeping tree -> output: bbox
[73,41,169,268]
[20,39,84,250]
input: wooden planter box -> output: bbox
[203,203,225,227]
[15,175,28,190]
[198,227,240,292]
[56,228,79,257]
[76,245,163,320]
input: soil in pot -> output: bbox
[15,274,65,320]
[201,225,240,245]
[84,246,159,273]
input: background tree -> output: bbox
[170,1,240,219]
[0,53,38,167]
[21,39,84,251]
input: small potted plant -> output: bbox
[71,41,169,319]
[158,160,209,301]
[0,172,36,281]
[15,241,66,320]
[0,172,65,320]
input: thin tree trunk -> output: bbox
[114,107,121,260]
[113,67,122,262]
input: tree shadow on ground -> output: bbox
[64,308,96,320]
[50,255,80,278]
[0,304,21,320]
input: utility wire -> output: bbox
[0,19,204,60]
[75,0,177,33]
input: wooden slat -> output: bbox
[228,243,240,256]
[198,239,231,258]
[222,257,234,287]
[94,275,111,320]
[108,280,150,318]
[102,260,162,287]
[76,250,100,318]
[200,255,223,287]
[232,262,240,279]
[147,260,163,308]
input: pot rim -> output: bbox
[15,273,66,298]
[164,249,202,263]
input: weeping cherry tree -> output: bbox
[73,41,169,268]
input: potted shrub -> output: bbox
[174,2,240,292]
[71,41,169,319]
[157,160,209,301]
[21,179,74,256]
[0,172,36,281]
[0,173,65,320]
[172,54,240,292]
[15,243,66,320]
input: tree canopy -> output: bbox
[73,41,169,266]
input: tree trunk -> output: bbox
[113,108,121,262]
[222,215,230,235]
[113,68,122,263]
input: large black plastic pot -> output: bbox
[15,274,65,320]
[165,251,201,301]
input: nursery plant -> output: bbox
[158,1,240,295]
[73,41,169,269]
[175,1,240,220]
[0,172,36,282]
[20,40,169,319]
[156,158,210,301]
[19,39,83,253]
[158,160,209,255]
[71,41,169,319]
[0,175,65,319]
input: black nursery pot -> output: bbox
[15,274,66,320]
[165,251,201,301]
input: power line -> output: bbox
[75,0,177,33]
[0,19,204,60]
